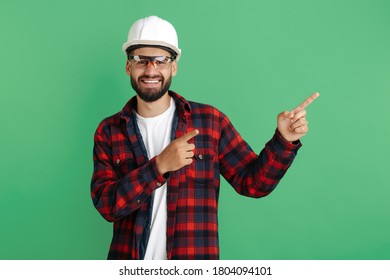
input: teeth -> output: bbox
[144,80,159,84]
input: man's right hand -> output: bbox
[156,129,199,175]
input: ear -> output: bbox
[125,60,131,76]
[171,60,178,77]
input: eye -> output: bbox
[137,59,149,65]
[155,57,168,64]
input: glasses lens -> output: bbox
[130,56,173,69]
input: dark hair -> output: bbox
[126,44,177,59]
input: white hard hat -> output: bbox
[122,16,181,60]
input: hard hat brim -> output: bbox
[122,40,181,61]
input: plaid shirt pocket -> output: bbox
[188,151,215,184]
[113,153,136,178]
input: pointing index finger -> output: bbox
[295,92,320,110]
[182,129,199,142]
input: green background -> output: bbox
[1,0,389,260]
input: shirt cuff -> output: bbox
[273,129,302,152]
[138,156,168,192]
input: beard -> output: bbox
[131,74,172,103]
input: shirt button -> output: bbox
[157,182,162,187]
[198,154,203,160]
[115,159,120,165]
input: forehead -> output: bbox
[131,47,171,57]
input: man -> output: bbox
[91,15,319,260]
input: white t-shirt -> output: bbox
[135,97,175,260]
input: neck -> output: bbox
[136,92,171,118]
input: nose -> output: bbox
[143,60,159,74]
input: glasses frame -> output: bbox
[128,55,176,69]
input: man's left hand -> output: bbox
[277,92,320,142]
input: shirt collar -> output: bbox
[119,90,191,120]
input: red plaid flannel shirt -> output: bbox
[91,91,301,259]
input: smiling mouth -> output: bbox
[142,80,161,84]
[140,75,163,86]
